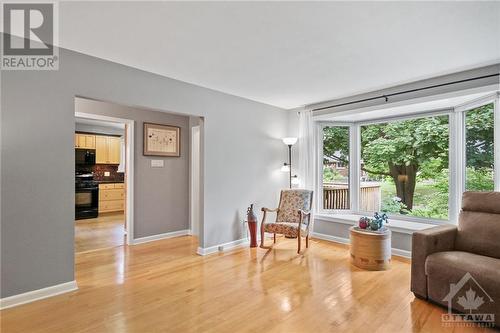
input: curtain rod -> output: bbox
[312,73,500,112]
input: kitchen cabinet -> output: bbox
[108,137,121,164]
[99,183,125,213]
[74,133,96,149]
[96,135,121,164]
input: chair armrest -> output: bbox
[298,209,311,216]
[411,225,457,299]
[298,209,312,226]
[260,207,278,226]
[261,207,279,213]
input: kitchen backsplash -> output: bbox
[76,164,125,182]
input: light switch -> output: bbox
[104,171,110,177]
[151,160,164,168]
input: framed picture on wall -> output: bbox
[143,122,180,157]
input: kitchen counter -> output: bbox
[96,180,124,184]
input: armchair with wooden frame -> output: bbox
[260,189,314,253]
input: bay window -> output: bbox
[317,92,499,224]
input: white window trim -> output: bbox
[316,122,356,215]
[315,91,499,225]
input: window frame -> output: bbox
[317,122,355,214]
[316,91,500,224]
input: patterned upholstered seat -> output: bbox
[263,222,308,238]
[260,189,313,253]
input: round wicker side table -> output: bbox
[349,226,391,271]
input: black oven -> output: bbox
[75,149,96,165]
[75,174,99,219]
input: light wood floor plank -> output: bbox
[75,212,125,253]
[0,236,495,333]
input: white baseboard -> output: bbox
[392,248,412,258]
[197,238,250,256]
[132,229,190,245]
[0,280,78,310]
[311,232,350,245]
[311,232,412,259]
[196,233,277,256]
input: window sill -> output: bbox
[314,213,440,234]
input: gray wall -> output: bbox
[1,45,288,298]
[75,98,190,238]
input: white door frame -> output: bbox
[190,125,201,236]
[75,111,135,245]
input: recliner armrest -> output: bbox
[411,225,457,299]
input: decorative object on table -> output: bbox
[349,226,391,271]
[358,216,370,229]
[281,137,298,189]
[260,189,313,254]
[143,122,180,157]
[357,212,388,231]
[371,212,388,231]
[246,204,258,248]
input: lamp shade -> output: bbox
[291,175,299,185]
[281,163,290,172]
[282,137,297,145]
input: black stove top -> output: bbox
[75,173,98,188]
[75,180,99,189]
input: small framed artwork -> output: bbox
[143,122,180,157]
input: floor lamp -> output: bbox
[281,137,297,188]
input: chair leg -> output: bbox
[297,235,301,254]
[273,234,276,243]
[260,223,265,248]
[306,235,309,248]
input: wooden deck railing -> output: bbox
[323,183,381,211]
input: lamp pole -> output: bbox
[282,137,297,189]
[287,144,292,189]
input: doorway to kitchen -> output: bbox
[74,99,135,253]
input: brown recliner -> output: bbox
[411,191,500,327]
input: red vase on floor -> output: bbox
[247,204,258,247]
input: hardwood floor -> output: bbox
[75,212,125,253]
[0,236,495,333]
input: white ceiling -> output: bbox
[59,1,500,109]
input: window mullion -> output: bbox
[316,123,325,213]
[449,110,464,224]
[350,124,360,213]
[494,94,500,191]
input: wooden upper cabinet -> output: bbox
[108,137,121,164]
[95,136,109,164]
[95,135,121,164]
[84,135,95,149]
[75,133,96,149]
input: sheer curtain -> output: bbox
[297,110,315,190]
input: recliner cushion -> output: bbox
[462,191,500,215]
[456,211,500,259]
[425,251,500,326]
[425,251,500,282]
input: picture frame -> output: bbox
[143,122,180,157]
